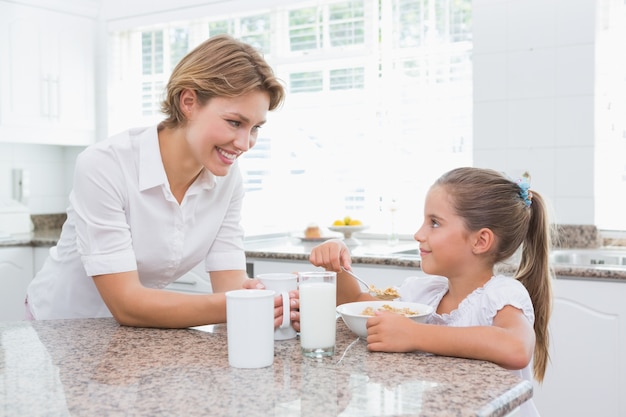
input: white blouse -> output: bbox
[27,126,246,320]
[398,274,541,417]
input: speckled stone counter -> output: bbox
[3,229,626,281]
[244,236,626,282]
[0,318,531,416]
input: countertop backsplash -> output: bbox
[29,214,621,249]
[554,224,602,248]
[31,213,67,231]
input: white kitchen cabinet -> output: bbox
[35,246,213,295]
[165,262,213,295]
[0,246,34,321]
[532,278,626,417]
[249,258,425,289]
[250,258,310,276]
[32,245,51,274]
[0,1,96,145]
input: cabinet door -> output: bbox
[0,3,48,129]
[250,259,310,276]
[349,264,426,289]
[0,2,95,145]
[250,258,425,289]
[532,278,626,417]
[165,263,213,295]
[0,247,34,321]
[54,11,95,136]
[33,245,52,275]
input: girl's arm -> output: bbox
[309,239,376,305]
[366,305,535,370]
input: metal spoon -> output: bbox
[341,266,398,300]
[340,266,371,290]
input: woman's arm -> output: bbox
[93,269,248,328]
[366,305,535,370]
[209,269,248,293]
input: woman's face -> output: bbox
[184,90,270,177]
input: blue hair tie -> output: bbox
[517,176,532,207]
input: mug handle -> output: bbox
[280,291,290,329]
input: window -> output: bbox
[108,0,473,236]
[209,14,271,54]
[289,7,323,51]
[140,28,190,117]
[289,71,324,93]
[328,1,365,47]
[330,67,365,90]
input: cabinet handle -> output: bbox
[41,76,49,118]
[175,279,197,286]
[50,76,59,120]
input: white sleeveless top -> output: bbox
[398,274,541,417]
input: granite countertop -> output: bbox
[0,318,531,416]
[4,225,626,281]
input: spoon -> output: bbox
[341,267,399,300]
[340,267,371,290]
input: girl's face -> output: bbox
[413,185,475,277]
[184,90,270,177]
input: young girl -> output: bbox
[310,167,553,417]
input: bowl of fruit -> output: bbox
[328,216,368,245]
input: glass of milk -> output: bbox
[299,271,337,358]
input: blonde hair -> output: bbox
[161,34,285,128]
[435,167,554,382]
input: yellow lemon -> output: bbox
[333,219,345,226]
[349,219,362,226]
[343,216,352,225]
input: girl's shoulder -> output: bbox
[485,274,527,292]
[480,275,535,323]
[398,275,448,306]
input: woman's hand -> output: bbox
[287,289,300,332]
[243,278,300,331]
[309,239,352,272]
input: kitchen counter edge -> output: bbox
[4,231,625,281]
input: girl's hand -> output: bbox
[365,311,419,352]
[309,239,352,272]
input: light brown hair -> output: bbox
[435,167,554,382]
[161,34,285,128]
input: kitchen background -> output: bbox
[2,3,626,415]
[1,0,625,237]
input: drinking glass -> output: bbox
[299,271,337,358]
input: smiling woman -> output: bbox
[25,34,291,329]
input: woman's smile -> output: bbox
[216,146,240,164]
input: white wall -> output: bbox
[473,0,626,227]
[473,0,597,225]
[102,0,288,30]
[0,143,84,214]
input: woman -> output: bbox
[27,34,294,329]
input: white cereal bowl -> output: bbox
[336,301,434,339]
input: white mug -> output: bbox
[257,273,298,340]
[225,289,275,368]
